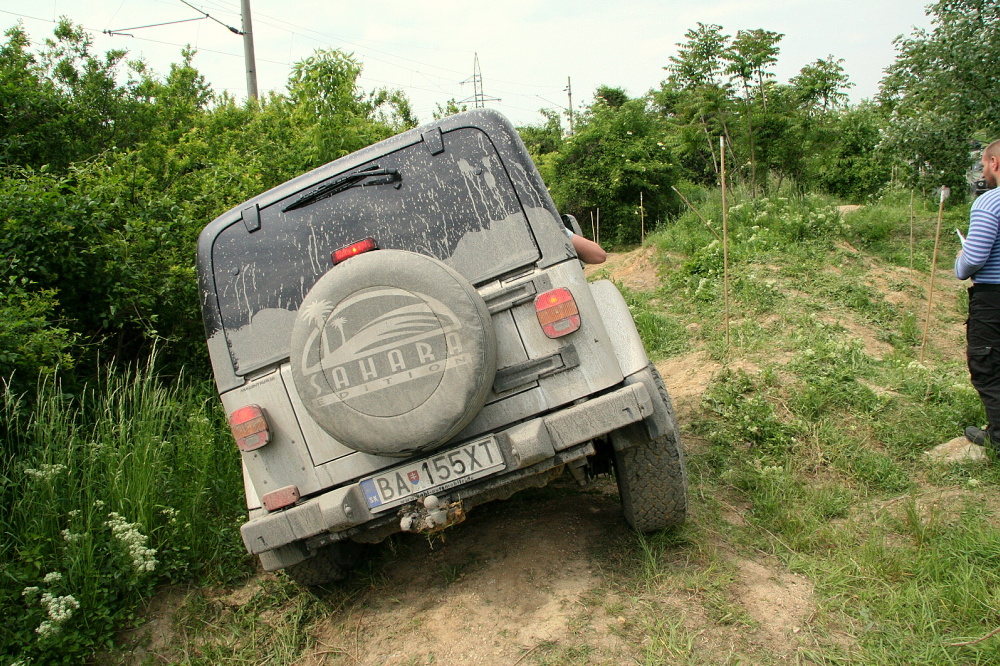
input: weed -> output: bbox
[437,563,461,586]
[640,614,700,664]
[700,369,797,454]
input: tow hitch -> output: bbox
[398,495,465,533]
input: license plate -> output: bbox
[360,437,504,512]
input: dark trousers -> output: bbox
[967,284,1000,442]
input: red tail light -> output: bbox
[535,287,581,338]
[332,238,378,265]
[229,405,271,452]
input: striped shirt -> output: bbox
[956,188,1000,283]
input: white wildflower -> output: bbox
[40,592,79,623]
[36,621,59,638]
[42,572,62,584]
[22,586,40,598]
[105,512,158,573]
[24,463,66,480]
[28,591,80,639]
[61,529,83,543]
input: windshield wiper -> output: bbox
[282,165,401,212]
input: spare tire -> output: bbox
[289,250,497,457]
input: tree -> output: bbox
[657,23,733,184]
[595,85,629,108]
[548,91,679,246]
[725,29,782,109]
[0,20,161,171]
[285,49,377,164]
[817,103,892,200]
[880,0,1000,191]
[791,56,852,113]
[724,28,783,191]
[519,109,563,157]
[665,23,729,90]
[432,98,468,120]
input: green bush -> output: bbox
[0,276,76,388]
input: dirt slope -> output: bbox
[284,475,818,666]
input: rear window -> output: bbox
[211,127,540,374]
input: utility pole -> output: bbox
[565,76,574,135]
[241,0,259,99]
[460,53,500,108]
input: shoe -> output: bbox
[966,426,989,446]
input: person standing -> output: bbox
[957,139,1000,450]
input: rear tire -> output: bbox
[289,249,497,457]
[611,367,687,531]
[283,542,361,587]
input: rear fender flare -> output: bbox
[588,280,649,377]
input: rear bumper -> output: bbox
[240,380,654,568]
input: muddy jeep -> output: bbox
[197,109,687,585]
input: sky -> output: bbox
[1,0,934,127]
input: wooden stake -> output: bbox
[919,187,947,362]
[596,208,600,246]
[590,210,595,240]
[671,185,721,241]
[721,136,730,349]
[640,192,645,243]
[909,189,915,270]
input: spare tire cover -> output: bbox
[289,249,497,457]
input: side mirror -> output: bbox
[561,213,583,237]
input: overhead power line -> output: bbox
[177,0,242,35]
[103,16,205,38]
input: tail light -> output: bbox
[332,238,378,265]
[535,287,581,338]
[229,405,271,452]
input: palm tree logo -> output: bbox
[299,300,349,355]
[330,317,347,348]
[300,299,333,327]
